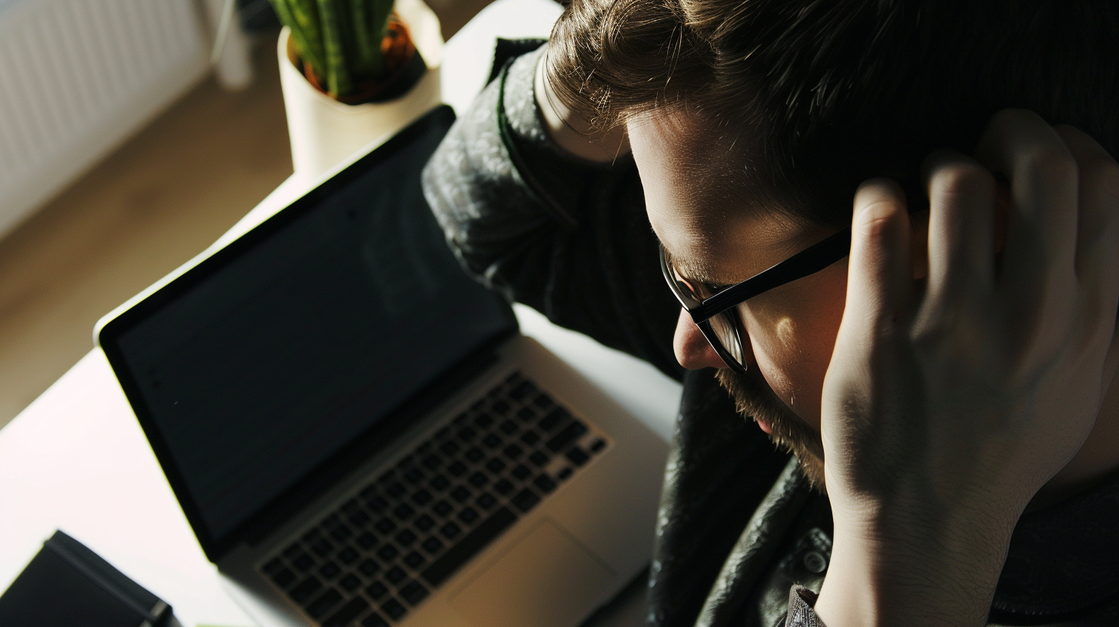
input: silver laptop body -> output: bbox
[96,107,668,627]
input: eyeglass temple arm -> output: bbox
[692,228,852,320]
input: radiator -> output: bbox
[0,0,209,238]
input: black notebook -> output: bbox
[0,530,172,627]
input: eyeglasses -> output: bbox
[658,228,851,373]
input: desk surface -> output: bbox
[0,1,682,625]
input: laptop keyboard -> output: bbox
[259,372,610,627]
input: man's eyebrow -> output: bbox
[662,245,735,288]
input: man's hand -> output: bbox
[814,110,1119,627]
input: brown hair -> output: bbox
[546,0,1119,226]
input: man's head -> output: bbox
[546,0,1119,488]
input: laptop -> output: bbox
[95,105,668,627]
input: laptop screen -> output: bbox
[101,108,515,552]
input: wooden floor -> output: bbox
[0,1,491,431]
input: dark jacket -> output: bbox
[421,41,1119,627]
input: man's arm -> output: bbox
[422,44,681,380]
[812,111,1119,626]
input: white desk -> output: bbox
[0,1,682,626]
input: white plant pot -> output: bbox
[277,0,444,182]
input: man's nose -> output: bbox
[673,308,730,370]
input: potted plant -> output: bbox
[270,0,444,181]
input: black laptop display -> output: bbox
[99,107,516,559]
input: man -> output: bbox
[422,0,1119,624]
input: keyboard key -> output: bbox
[493,479,515,495]
[365,580,389,601]
[520,431,540,446]
[534,474,558,494]
[538,408,571,433]
[400,580,429,606]
[440,522,462,540]
[403,468,425,485]
[323,596,368,627]
[452,411,470,426]
[270,567,297,589]
[292,553,315,571]
[288,576,323,603]
[546,420,588,453]
[339,573,362,592]
[503,443,524,460]
[509,381,536,401]
[516,407,536,422]
[589,438,607,453]
[358,558,380,576]
[412,489,433,506]
[468,472,489,488]
[283,544,303,559]
[342,499,362,515]
[421,507,518,587]
[263,557,285,574]
[356,532,377,550]
[311,538,334,557]
[376,544,399,562]
[557,467,574,481]
[414,514,435,532]
[382,598,408,620]
[329,525,353,542]
[374,518,396,534]
[474,413,495,428]
[386,482,407,498]
[365,494,389,513]
[361,612,389,627]
[533,394,554,410]
[348,510,371,527]
[476,493,498,510]
[511,464,532,480]
[319,561,341,580]
[457,426,477,442]
[492,400,511,415]
[512,489,541,513]
[393,503,415,520]
[322,514,342,529]
[482,433,503,449]
[565,447,590,466]
[433,500,454,517]
[422,454,443,470]
[529,451,550,467]
[465,447,485,463]
[404,550,426,569]
[338,547,360,565]
[485,457,507,473]
[429,474,450,491]
[440,440,460,456]
[447,461,468,477]
[499,420,519,435]
[306,589,343,619]
[385,566,407,585]
[422,537,444,554]
[458,507,479,524]
[451,486,472,502]
[395,529,417,547]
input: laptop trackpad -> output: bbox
[450,519,617,627]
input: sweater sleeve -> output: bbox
[422,42,683,381]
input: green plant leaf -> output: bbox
[316,0,353,97]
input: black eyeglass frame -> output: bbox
[659,227,852,373]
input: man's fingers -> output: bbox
[1054,125,1119,314]
[921,150,997,299]
[974,109,1079,300]
[845,179,913,334]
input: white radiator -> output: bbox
[0,0,209,238]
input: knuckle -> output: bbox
[1085,156,1119,204]
[1020,143,1078,186]
[929,161,995,202]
